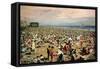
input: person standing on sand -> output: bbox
[47,46,51,60]
[32,39,36,52]
[76,35,84,48]
[50,46,55,62]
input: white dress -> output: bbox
[32,41,35,50]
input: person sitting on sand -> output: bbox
[57,49,64,62]
[39,55,45,63]
[63,42,71,55]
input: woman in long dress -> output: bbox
[32,39,35,52]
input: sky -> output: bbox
[20,5,95,26]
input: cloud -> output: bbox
[20,5,95,26]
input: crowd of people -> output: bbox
[20,27,95,64]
